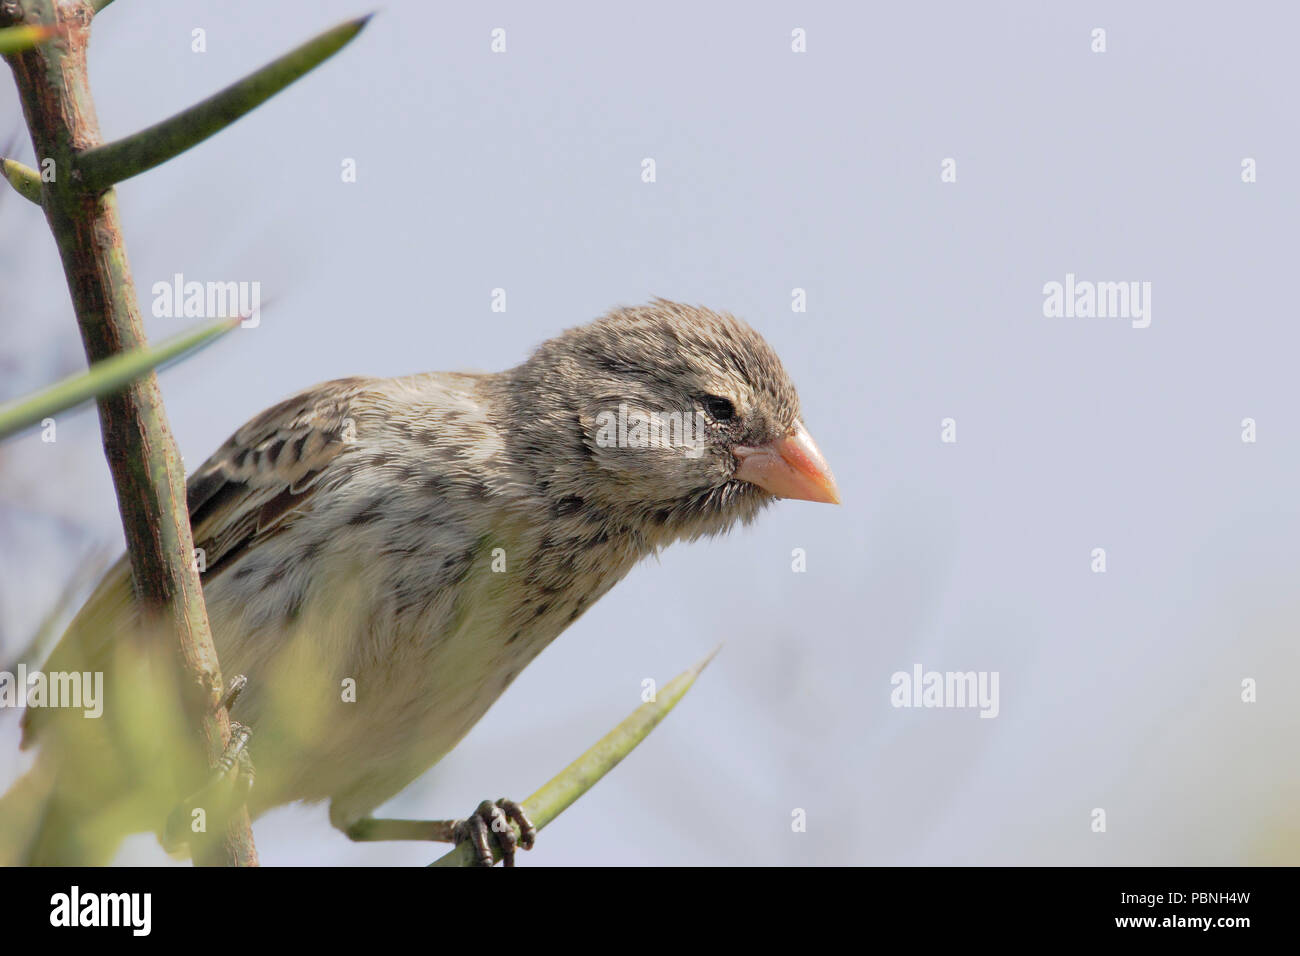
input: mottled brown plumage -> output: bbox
[6,300,838,864]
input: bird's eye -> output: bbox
[702,395,736,421]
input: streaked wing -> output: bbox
[23,377,373,747]
[186,376,370,582]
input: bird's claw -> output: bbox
[219,674,248,713]
[161,679,255,853]
[453,798,536,867]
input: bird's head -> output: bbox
[501,299,839,540]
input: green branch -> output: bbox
[0,23,56,55]
[0,317,239,441]
[5,0,260,865]
[430,648,720,867]
[1,156,41,203]
[76,15,372,191]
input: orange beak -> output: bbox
[733,421,841,504]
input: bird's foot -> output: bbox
[161,677,255,851]
[453,798,536,867]
[344,798,536,866]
